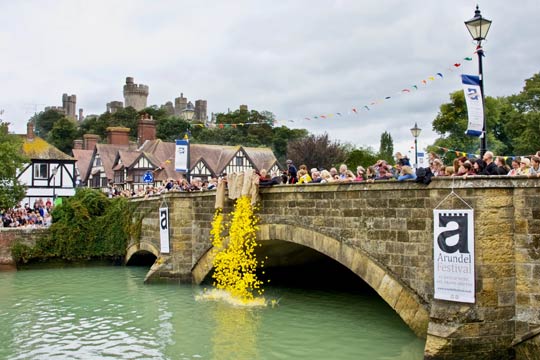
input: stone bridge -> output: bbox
[125,177,540,359]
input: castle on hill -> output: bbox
[45,76,209,123]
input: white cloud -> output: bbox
[1,0,538,154]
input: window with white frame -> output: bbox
[34,163,48,179]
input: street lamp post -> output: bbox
[465,5,492,158]
[410,122,422,168]
[50,166,59,202]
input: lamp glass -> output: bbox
[410,123,422,138]
[183,109,195,121]
[465,7,492,41]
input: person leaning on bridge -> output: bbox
[495,156,510,175]
[508,158,520,176]
[518,157,531,176]
[286,159,298,184]
[481,151,498,175]
[528,156,540,177]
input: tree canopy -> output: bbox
[378,131,394,163]
[48,117,78,154]
[0,122,28,209]
[430,72,540,160]
[286,133,347,170]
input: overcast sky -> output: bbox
[1,0,538,156]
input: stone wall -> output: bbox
[0,228,47,270]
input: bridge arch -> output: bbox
[192,223,429,337]
[125,241,160,265]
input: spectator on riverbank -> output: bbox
[1,202,54,229]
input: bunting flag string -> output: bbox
[184,53,477,129]
[269,54,476,126]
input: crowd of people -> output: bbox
[3,150,539,228]
[278,150,540,185]
[1,198,54,229]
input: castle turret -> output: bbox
[194,99,208,122]
[123,77,149,111]
[106,101,124,113]
[161,101,175,116]
[66,94,76,119]
[174,93,187,116]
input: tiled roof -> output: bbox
[20,136,74,161]
[116,150,143,169]
[244,147,280,172]
[72,149,94,181]
[95,143,133,180]
[105,139,281,182]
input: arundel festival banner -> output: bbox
[433,209,475,303]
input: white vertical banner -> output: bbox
[461,74,484,137]
[159,207,170,254]
[175,139,189,172]
[433,209,475,303]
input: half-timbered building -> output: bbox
[74,116,282,192]
[16,123,76,207]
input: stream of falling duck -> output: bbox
[197,177,271,307]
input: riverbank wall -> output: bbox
[0,228,47,270]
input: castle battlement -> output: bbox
[123,77,149,111]
[123,83,149,95]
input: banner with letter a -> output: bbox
[462,74,484,137]
[159,206,170,253]
[433,209,475,303]
[175,139,189,173]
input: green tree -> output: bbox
[0,122,28,209]
[31,109,64,139]
[286,133,347,169]
[48,117,78,154]
[271,126,308,163]
[345,147,378,170]
[156,116,191,142]
[378,131,394,163]
[78,107,139,140]
[11,188,136,263]
[431,90,506,160]
[501,73,540,155]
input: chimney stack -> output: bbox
[106,127,130,146]
[83,134,100,150]
[73,139,83,150]
[137,114,156,146]
[26,122,34,140]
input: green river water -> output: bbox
[0,266,425,360]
